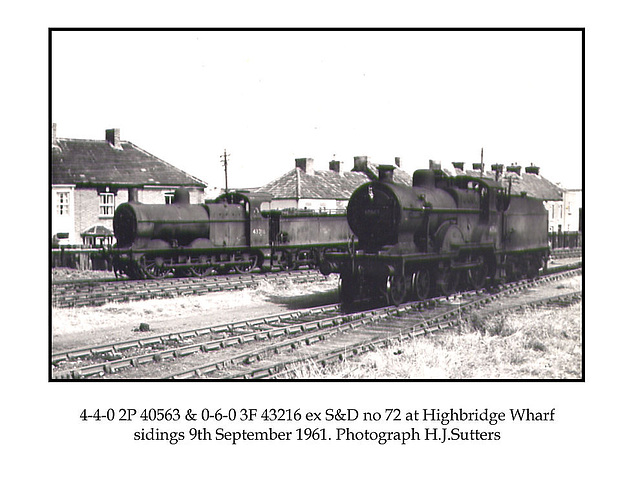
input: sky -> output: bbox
[52,29,583,189]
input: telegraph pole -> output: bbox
[220,149,229,193]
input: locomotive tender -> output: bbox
[108,188,351,279]
[319,165,549,306]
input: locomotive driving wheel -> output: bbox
[386,275,408,306]
[437,265,459,296]
[412,269,432,301]
[189,255,213,277]
[467,255,488,290]
[140,255,172,279]
[280,251,298,271]
[234,253,259,273]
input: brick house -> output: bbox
[51,125,206,246]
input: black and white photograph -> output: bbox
[50,29,583,381]
[3,2,637,484]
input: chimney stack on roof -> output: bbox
[525,164,540,175]
[472,162,483,171]
[329,160,341,173]
[353,156,369,172]
[506,164,522,175]
[394,157,402,168]
[452,162,464,171]
[429,160,441,170]
[106,128,122,149]
[295,157,315,175]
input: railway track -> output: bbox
[50,268,582,380]
[51,249,581,308]
[51,270,331,308]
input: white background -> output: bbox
[3,1,635,483]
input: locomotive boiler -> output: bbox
[108,188,351,279]
[320,165,549,306]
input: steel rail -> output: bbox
[52,270,331,308]
[51,267,581,379]
[51,304,342,378]
[164,270,582,380]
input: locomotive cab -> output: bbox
[212,191,272,248]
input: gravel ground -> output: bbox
[52,267,114,281]
[51,275,341,352]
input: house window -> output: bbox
[56,192,70,215]
[99,193,115,216]
[164,192,175,204]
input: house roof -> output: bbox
[261,157,564,202]
[452,169,563,200]
[51,137,206,188]
[259,161,413,200]
[502,173,564,200]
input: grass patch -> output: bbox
[286,302,583,380]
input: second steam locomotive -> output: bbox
[108,189,351,279]
[320,165,549,306]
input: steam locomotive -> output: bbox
[107,189,351,279]
[319,165,549,306]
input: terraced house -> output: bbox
[51,125,206,247]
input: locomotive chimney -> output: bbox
[295,158,315,175]
[106,128,122,149]
[378,165,395,183]
[128,187,139,203]
[329,160,341,173]
[173,188,191,204]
